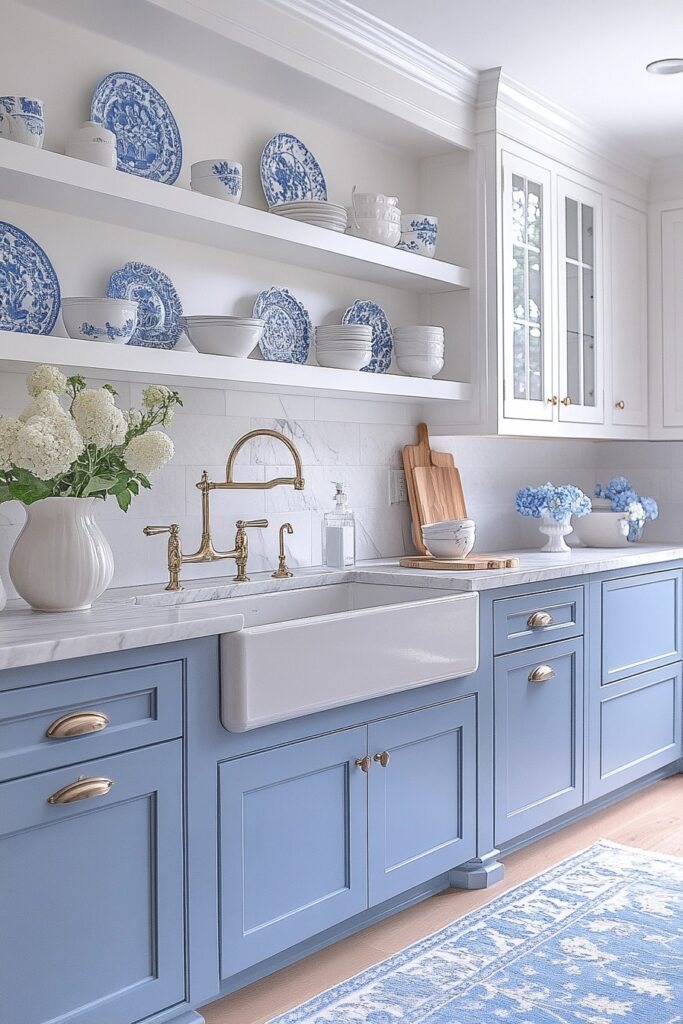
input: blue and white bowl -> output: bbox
[0,96,44,148]
[62,297,138,345]
[398,214,438,257]
[191,160,242,203]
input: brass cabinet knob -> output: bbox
[615,400,625,410]
[355,755,371,773]
[527,610,554,630]
[528,665,556,684]
[48,776,114,805]
[374,751,391,768]
[547,396,559,406]
[560,396,572,406]
[46,710,109,739]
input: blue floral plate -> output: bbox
[0,221,60,335]
[107,261,183,348]
[91,71,182,184]
[260,133,327,207]
[342,299,392,373]
[253,287,311,363]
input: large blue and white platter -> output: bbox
[342,299,392,373]
[91,72,182,184]
[0,221,60,335]
[107,261,182,348]
[253,287,312,363]
[260,133,327,207]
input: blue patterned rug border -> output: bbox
[269,840,683,1024]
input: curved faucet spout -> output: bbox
[217,428,305,491]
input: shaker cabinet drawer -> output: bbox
[0,661,183,783]
[494,639,584,844]
[601,570,682,683]
[493,587,584,654]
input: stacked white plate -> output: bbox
[394,325,445,378]
[315,324,373,370]
[270,200,348,233]
[181,315,264,357]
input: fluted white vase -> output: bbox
[538,513,573,554]
[9,497,114,611]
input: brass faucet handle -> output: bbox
[232,519,269,584]
[143,524,179,537]
[273,522,294,578]
[142,523,183,592]
[236,519,269,529]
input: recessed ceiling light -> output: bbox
[647,58,683,75]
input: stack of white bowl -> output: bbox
[270,200,347,233]
[394,326,444,378]
[346,192,401,247]
[422,519,475,559]
[180,315,264,357]
[315,324,373,370]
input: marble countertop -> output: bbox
[1,544,682,670]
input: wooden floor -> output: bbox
[201,774,683,1024]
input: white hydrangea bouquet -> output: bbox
[0,365,182,613]
[0,364,181,511]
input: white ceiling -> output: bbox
[352,0,683,160]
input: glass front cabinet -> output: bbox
[502,151,604,431]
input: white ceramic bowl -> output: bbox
[422,532,475,560]
[423,518,475,531]
[353,192,399,207]
[181,317,263,357]
[394,340,445,352]
[572,511,630,548]
[351,202,402,222]
[396,353,444,378]
[423,520,475,539]
[62,297,138,344]
[191,161,242,203]
[347,219,401,247]
[316,348,372,370]
[394,326,444,337]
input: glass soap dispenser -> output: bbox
[323,482,356,568]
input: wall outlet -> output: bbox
[389,470,408,504]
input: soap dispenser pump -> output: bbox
[323,481,356,568]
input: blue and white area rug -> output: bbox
[272,841,683,1024]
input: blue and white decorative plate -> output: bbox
[91,72,182,184]
[107,262,182,348]
[253,287,312,364]
[0,221,60,335]
[260,133,327,207]
[342,299,392,373]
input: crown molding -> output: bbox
[267,0,479,107]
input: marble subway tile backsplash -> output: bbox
[1,369,683,596]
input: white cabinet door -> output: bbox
[610,201,648,429]
[502,153,555,423]
[661,209,683,427]
[557,178,604,425]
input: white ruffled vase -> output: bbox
[9,497,114,611]
[538,513,573,554]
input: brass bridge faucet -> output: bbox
[144,428,305,590]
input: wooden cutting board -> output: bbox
[402,423,468,553]
[413,465,467,527]
[399,554,520,571]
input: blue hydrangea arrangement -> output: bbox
[594,477,658,542]
[515,483,592,522]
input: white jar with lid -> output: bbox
[66,120,117,168]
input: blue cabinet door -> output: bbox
[218,727,368,978]
[368,699,477,905]
[495,639,584,844]
[601,569,682,683]
[0,741,185,1024]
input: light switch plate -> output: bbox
[389,469,408,504]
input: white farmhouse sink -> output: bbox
[219,582,478,731]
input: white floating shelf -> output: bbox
[0,141,470,294]
[0,333,472,404]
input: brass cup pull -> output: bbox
[46,710,109,739]
[527,610,554,630]
[48,776,114,805]
[355,755,371,773]
[374,751,391,768]
[560,396,572,406]
[528,665,556,683]
[615,400,625,410]
[547,395,558,406]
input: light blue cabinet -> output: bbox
[495,638,584,844]
[0,741,185,1024]
[600,569,682,682]
[368,700,476,904]
[218,727,369,977]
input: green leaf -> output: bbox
[82,476,118,497]
[116,488,132,512]
[128,479,139,495]
[137,474,151,490]
[0,483,13,504]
